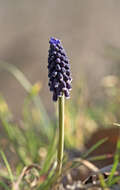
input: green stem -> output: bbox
[57,95,64,175]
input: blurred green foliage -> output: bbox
[0,63,120,189]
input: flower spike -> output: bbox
[48,37,72,101]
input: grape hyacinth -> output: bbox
[48,37,72,101]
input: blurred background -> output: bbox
[0,0,120,116]
[0,1,120,185]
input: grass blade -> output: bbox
[88,154,113,162]
[82,137,108,158]
[99,174,108,189]
[0,61,51,137]
[107,139,120,186]
[0,150,14,183]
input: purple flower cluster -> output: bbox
[48,37,72,101]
